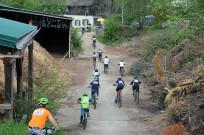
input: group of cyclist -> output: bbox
[27,36,141,134]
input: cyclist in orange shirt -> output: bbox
[28,98,59,134]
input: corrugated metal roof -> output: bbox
[0,4,73,21]
[0,17,37,48]
[67,0,94,7]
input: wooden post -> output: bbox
[16,58,23,99]
[28,43,34,102]
[3,58,16,119]
[68,21,71,58]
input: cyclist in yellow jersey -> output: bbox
[28,98,59,134]
[78,92,92,124]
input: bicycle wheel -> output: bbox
[120,68,124,77]
[133,89,137,102]
[93,62,96,70]
[93,93,96,109]
[82,118,87,129]
[99,57,102,62]
[136,91,139,104]
[117,93,122,108]
[105,67,108,74]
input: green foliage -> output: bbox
[14,66,69,123]
[99,15,137,45]
[34,66,69,113]
[71,28,83,52]
[140,23,197,62]
[1,0,67,14]
[0,121,67,135]
[148,0,172,27]
[116,0,150,27]
[102,15,121,44]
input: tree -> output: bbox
[0,0,67,14]
[115,0,151,29]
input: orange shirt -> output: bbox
[28,108,51,129]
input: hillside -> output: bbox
[125,28,204,134]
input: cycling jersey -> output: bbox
[92,54,97,61]
[90,81,100,90]
[93,72,100,77]
[28,108,51,129]
[119,62,125,67]
[98,50,103,55]
[81,96,90,109]
[130,79,140,91]
[116,79,124,87]
[104,58,109,64]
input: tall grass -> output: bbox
[0,121,67,135]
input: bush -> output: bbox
[103,15,121,44]
[129,60,152,78]
[71,28,83,52]
[15,66,69,122]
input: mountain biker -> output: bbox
[113,75,125,103]
[88,78,100,100]
[82,24,85,34]
[78,92,92,124]
[103,56,110,72]
[98,49,103,61]
[92,52,97,63]
[92,69,100,82]
[92,36,96,46]
[28,98,60,134]
[130,76,141,95]
[118,59,125,72]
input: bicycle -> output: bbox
[99,55,102,62]
[92,91,97,109]
[93,60,96,69]
[119,67,125,77]
[29,126,55,135]
[104,65,108,74]
[116,90,122,108]
[81,109,88,129]
[113,84,122,108]
[133,88,139,104]
[93,41,96,49]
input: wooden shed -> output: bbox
[0,17,39,119]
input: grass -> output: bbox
[0,121,68,135]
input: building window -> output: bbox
[83,19,89,26]
[75,20,81,26]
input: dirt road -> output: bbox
[56,32,159,135]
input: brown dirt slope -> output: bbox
[0,41,62,97]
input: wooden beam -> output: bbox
[28,43,33,102]
[16,58,24,99]
[3,58,15,119]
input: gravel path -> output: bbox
[56,32,159,135]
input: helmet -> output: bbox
[95,69,98,72]
[38,98,49,105]
[82,92,88,96]
[105,56,108,58]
